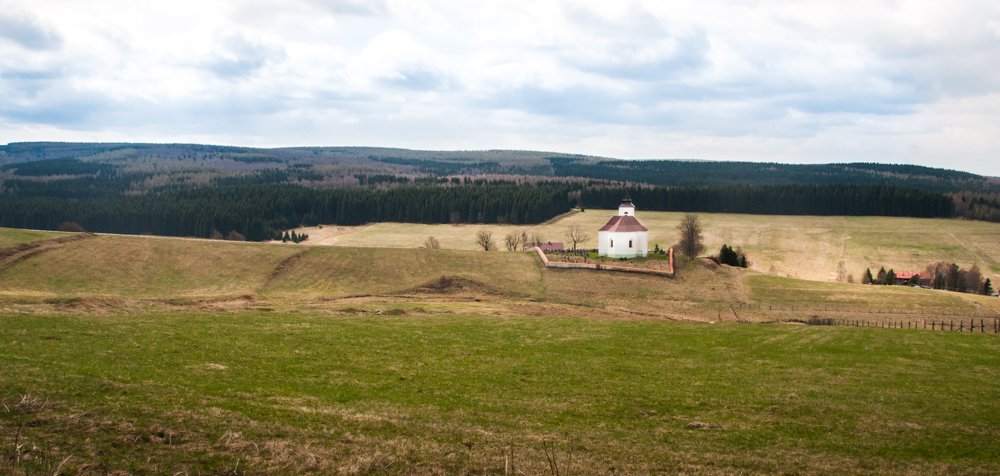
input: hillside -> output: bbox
[1,227,995,320]
[287,210,1000,285]
[2,228,1000,475]
[3,142,997,192]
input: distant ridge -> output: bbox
[2,142,996,193]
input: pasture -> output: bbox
[0,229,995,323]
[2,226,1000,474]
[3,312,1000,475]
[289,211,1000,284]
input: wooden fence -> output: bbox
[731,302,1000,319]
[836,318,1000,333]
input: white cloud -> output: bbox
[0,0,998,175]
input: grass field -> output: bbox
[290,211,1000,283]
[1,228,995,322]
[2,228,1000,474]
[0,234,301,299]
[0,228,61,248]
[3,312,999,475]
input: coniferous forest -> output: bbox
[580,184,955,218]
[0,142,997,240]
[0,182,575,241]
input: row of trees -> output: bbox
[861,267,897,285]
[861,263,993,295]
[281,230,309,243]
[581,184,955,218]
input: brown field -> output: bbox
[288,210,1000,284]
[1,228,995,324]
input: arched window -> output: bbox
[610,239,614,247]
[629,240,633,248]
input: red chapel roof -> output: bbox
[598,215,648,232]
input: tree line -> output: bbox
[551,157,999,193]
[862,263,992,295]
[0,182,574,241]
[581,184,955,218]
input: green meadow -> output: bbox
[3,312,1000,475]
[2,226,1000,475]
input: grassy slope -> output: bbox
[0,228,61,248]
[0,228,992,321]
[2,312,999,475]
[261,246,545,300]
[0,234,301,299]
[294,211,1000,283]
[746,275,979,312]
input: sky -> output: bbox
[1,0,998,175]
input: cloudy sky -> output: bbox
[1,0,998,175]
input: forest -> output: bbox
[1,143,998,240]
[580,184,956,218]
[0,182,575,241]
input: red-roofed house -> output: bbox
[895,271,931,286]
[598,192,648,258]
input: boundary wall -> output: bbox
[529,247,674,278]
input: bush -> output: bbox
[58,221,87,233]
[806,317,835,326]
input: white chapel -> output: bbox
[598,193,648,258]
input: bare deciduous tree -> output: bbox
[677,214,705,260]
[450,211,461,226]
[565,225,590,251]
[504,231,523,251]
[528,232,545,248]
[476,229,495,251]
[836,260,847,283]
[424,236,441,249]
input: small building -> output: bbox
[895,271,932,286]
[598,193,648,258]
[525,241,564,252]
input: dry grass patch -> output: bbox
[747,275,980,313]
[259,246,544,300]
[290,212,1000,284]
[0,235,301,299]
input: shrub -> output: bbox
[806,317,835,326]
[58,221,87,233]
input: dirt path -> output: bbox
[0,233,97,272]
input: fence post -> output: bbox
[951,320,954,331]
